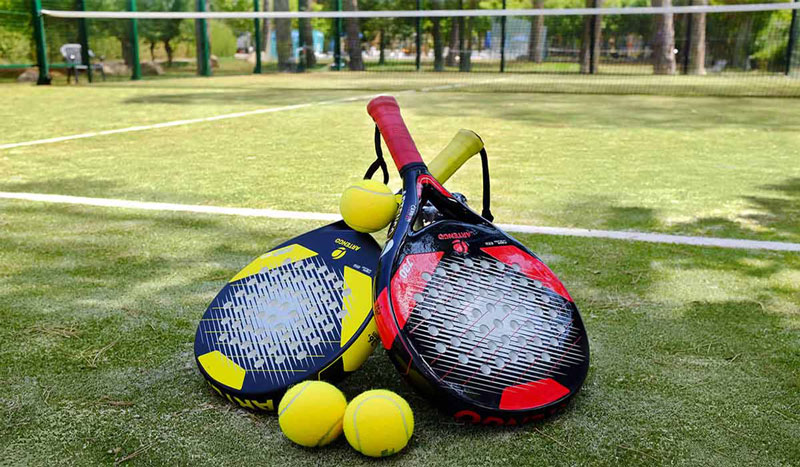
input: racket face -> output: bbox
[194,221,381,410]
[374,172,589,425]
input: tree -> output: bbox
[432,0,444,71]
[299,0,317,67]
[274,0,292,70]
[262,0,271,60]
[459,0,477,72]
[139,0,186,65]
[527,0,545,63]
[358,0,414,67]
[446,17,459,67]
[579,0,602,74]
[688,0,706,75]
[344,0,364,70]
[0,0,34,64]
[378,28,385,64]
[652,0,676,75]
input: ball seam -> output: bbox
[315,414,344,447]
[347,186,395,198]
[351,393,411,454]
[278,381,312,417]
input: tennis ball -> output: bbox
[339,180,398,233]
[343,389,414,457]
[278,381,347,448]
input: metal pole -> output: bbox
[77,0,92,82]
[31,0,50,84]
[787,0,798,75]
[334,0,342,70]
[500,0,506,72]
[415,0,421,71]
[127,0,141,80]
[253,0,262,73]
[682,12,692,74]
[195,0,211,76]
[588,0,597,74]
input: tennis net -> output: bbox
[8,1,800,96]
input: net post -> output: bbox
[500,0,506,73]
[333,0,342,70]
[127,0,141,80]
[77,0,92,82]
[195,0,211,76]
[30,0,50,85]
[788,0,799,76]
[253,0,262,73]
[415,0,421,71]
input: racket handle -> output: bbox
[367,96,424,171]
[428,129,484,184]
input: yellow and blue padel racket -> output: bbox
[194,129,488,411]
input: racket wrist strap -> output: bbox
[364,125,390,184]
[480,148,494,221]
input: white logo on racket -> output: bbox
[398,259,413,280]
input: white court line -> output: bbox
[0,93,382,150]
[2,191,799,252]
[0,192,339,222]
[0,77,501,151]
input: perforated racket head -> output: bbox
[363,94,591,424]
[375,176,589,425]
[194,221,381,411]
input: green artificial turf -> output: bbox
[0,202,797,466]
[2,75,799,242]
[1,74,798,466]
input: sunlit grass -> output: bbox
[0,73,798,465]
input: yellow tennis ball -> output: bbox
[339,180,398,233]
[278,381,347,448]
[343,389,414,457]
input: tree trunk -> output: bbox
[732,14,753,70]
[579,0,602,74]
[652,0,676,75]
[446,18,459,67]
[121,37,132,67]
[164,39,173,66]
[150,41,156,62]
[431,0,443,70]
[528,0,545,63]
[344,0,364,70]
[433,17,444,71]
[459,0,475,72]
[688,0,706,75]
[274,0,292,71]
[379,28,386,65]
[299,0,316,67]
[262,0,271,59]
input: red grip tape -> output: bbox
[367,96,424,171]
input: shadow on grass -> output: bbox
[0,202,290,374]
[0,178,122,197]
[741,178,800,242]
[2,196,798,464]
[120,89,361,106]
[557,176,800,244]
[407,93,800,131]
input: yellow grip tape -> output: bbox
[427,129,484,183]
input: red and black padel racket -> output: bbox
[368,96,589,426]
